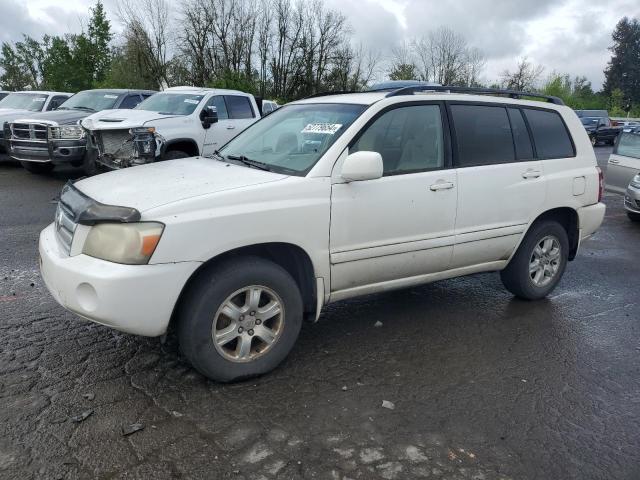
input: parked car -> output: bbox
[624,174,640,222]
[580,116,622,146]
[605,128,640,194]
[575,109,609,118]
[39,86,605,382]
[262,99,279,115]
[81,86,261,170]
[0,91,72,155]
[621,121,639,133]
[8,89,155,174]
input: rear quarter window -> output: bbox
[225,96,254,119]
[523,109,575,159]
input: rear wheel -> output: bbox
[20,161,54,174]
[500,220,569,300]
[178,256,303,382]
[161,150,190,161]
[627,211,640,222]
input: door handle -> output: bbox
[608,159,620,164]
[429,181,454,191]
[226,125,236,130]
[522,169,541,179]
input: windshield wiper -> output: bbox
[226,154,271,171]
[72,106,96,112]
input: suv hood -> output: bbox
[82,109,183,131]
[0,109,38,123]
[74,157,288,212]
[13,109,90,126]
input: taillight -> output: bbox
[596,166,604,202]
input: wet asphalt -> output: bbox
[0,147,639,480]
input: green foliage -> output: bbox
[603,17,640,108]
[389,63,418,81]
[540,73,607,110]
[0,1,112,92]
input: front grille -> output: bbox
[96,129,133,159]
[11,122,48,142]
[55,200,77,255]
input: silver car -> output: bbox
[624,174,640,222]
[606,128,640,194]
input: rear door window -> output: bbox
[450,104,515,166]
[507,108,534,160]
[522,108,575,159]
[614,131,640,159]
[225,95,254,119]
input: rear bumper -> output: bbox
[577,202,606,241]
[39,224,201,336]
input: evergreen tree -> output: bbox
[88,1,112,85]
[603,17,640,110]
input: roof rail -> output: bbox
[303,90,359,99]
[386,85,565,105]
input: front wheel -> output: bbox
[20,161,54,174]
[161,150,189,161]
[590,135,597,147]
[178,257,303,382]
[500,220,569,300]
[628,211,640,222]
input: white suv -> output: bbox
[40,86,605,382]
[81,86,260,169]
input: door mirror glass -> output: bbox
[341,151,383,182]
[201,106,218,127]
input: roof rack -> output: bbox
[304,90,359,99]
[386,85,565,105]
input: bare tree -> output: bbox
[501,57,544,91]
[118,0,172,88]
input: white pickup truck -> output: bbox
[81,86,260,169]
[41,86,605,382]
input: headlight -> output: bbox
[82,222,164,265]
[130,126,156,135]
[630,175,640,189]
[52,125,85,140]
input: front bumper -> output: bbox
[624,184,640,214]
[11,139,86,165]
[39,224,201,336]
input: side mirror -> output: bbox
[341,151,383,182]
[201,106,218,128]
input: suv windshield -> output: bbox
[58,91,121,112]
[0,93,48,111]
[220,103,367,175]
[136,93,204,115]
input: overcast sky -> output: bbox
[2,0,639,89]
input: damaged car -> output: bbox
[9,89,155,174]
[81,86,261,169]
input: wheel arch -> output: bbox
[168,242,318,334]
[163,138,200,157]
[525,207,580,261]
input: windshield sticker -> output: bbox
[301,123,342,135]
[104,94,118,99]
[184,99,199,104]
[33,98,46,102]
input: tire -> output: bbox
[500,220,569,300]
[590,135,597,147]
[161,150,190,161]
[627,211,640,222]
[20,161,54,174]
[178,256,303,382]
